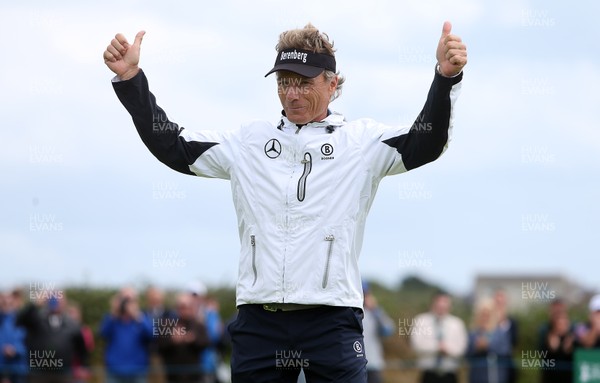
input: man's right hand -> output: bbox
[103,31,145,80]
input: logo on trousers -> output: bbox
[353,341,364,357]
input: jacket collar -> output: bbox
[277,110,345,133]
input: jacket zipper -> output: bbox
[251,235,257,286]
[322,234,335,288]
[297,152,312,202]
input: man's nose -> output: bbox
[285,86,301,101]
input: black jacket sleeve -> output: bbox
[383,69,462,171]
[112,70,218,175]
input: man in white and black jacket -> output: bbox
[103,22,467,383]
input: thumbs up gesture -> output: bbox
[103,31,146,80]
[436,21,467,77]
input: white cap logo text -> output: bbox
[280,50,308,63]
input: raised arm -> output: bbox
[103,32,236,178]
[364,22,467,177]
[381,22,467,172]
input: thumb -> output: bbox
[441,21,452,38]
[133,30,146,48]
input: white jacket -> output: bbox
[113,69,462,308]
[410,312,468,372]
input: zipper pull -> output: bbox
[325,234,335,241]
[251,235,256,246]
[301,152,311,164]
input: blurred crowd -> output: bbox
[403,290,600,383]
[1,283,599,383]
[359,287,600,383]
[0,282,227,383]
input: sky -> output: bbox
[1,0,599,298]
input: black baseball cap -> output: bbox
[265,48,336,78]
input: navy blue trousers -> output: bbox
[228,305,367,383]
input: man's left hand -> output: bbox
[436,21,467,77]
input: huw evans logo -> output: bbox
[29,282,63,301]
[29,213,63,232]
[275,349,309,369]
[398,317,432,337]
[152,250,187,268]
[521,282,556,301]
[152,318,187,337]
[152,114,179,133]
[521,350,555,369]
[29,350,63,370]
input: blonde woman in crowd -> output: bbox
[466,299,512,383]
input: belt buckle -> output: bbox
[263,304,278,312]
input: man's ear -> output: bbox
[329,76,338,96]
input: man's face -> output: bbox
[432,295,451,316]
[277,71,337,125]
[177,300,194,320]
[146,287,163,308]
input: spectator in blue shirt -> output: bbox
[100,287,153,383]
[0,292,26,383]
